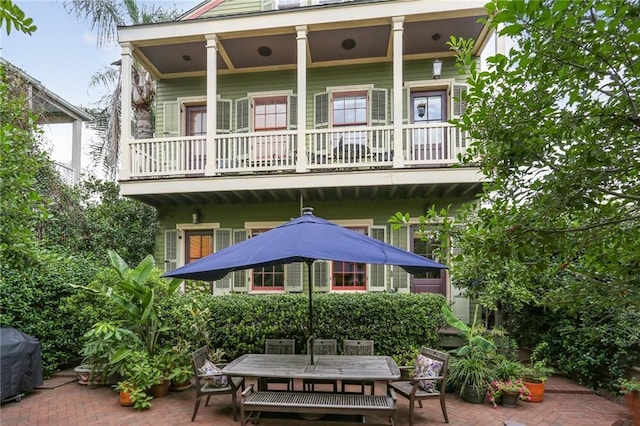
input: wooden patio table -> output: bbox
[222,354,401,393]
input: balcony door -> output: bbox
[253,97,289,163]
[185,105,206,170]
[410,90,447,161]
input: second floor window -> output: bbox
[254,97,288,131]
[333,91,367,126]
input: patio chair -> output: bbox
[341,339,375,394]
[303,338,338,392]
[260,339,295,391]
[388,347,449,426]
[191,346,245,422]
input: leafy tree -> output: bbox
[444,0,640,314]
[0,0,37,35]
[65,0,180,179]
[393,0,640,387]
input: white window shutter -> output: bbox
[214,229,233,294]
[313,92,329,128]
[312,260,331,292]
[369,226,387,291]
[217,99,232,133]
[390,225,410,292]
[369,88,387,125]
[285,263,303,292]
[236,97,249,132]
[232,229,249,292]
[451,84,468,118]
[164,230,178,273]
[163,101,180,136]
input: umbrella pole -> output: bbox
[306,259,314,365]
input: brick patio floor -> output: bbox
[0,373,633,425]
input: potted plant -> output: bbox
[522,361,554,403]
[442,305,497,403]
[75,321,138,387]
[487,378,531,408]
[113,350,160,410]
[620,377,640,425]
[164,339,194,391]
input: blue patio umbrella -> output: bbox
[164,207,447,363]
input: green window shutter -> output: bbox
[314,92,329,128]
[217,99,232,133]
[214,229,233,294]
[164,230,178,273]
[163,101,180,136]
[235,97,249,132]
[391,225,409,292]
[369,226,387,291]
[402,87,409,124]
[288,94,297,129]
[369,88,387,125]
[452,84,468,118]
[285,263,303,292]
[312,260,331,292]
[232,229,249,292]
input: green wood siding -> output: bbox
[199,0,264,18]
[154,59,468,135]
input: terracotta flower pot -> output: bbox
[626,391,640,426]
[524,381,545,403]
[170,378,192,391]
[119,390,134,407]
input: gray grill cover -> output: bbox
[0,328,43,400]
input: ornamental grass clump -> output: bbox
[487,379,531,408]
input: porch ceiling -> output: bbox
[131,5,488,78]
[120,169,484,208]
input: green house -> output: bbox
[116,0,494,322]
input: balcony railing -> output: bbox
[127,123,466,179]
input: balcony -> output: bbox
[127,123,466,179]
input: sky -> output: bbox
[0,0,199,177]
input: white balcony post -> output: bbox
[71,119,82,184]
[205,35,218,176]
[296,25,308,173]
[392,17,405,168]
[119,42,133,180]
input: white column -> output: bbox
[392,17,405,169]
[71,119,82,184]
[295,26,308,173]
[119,43,133,180]
[205,35,219,176]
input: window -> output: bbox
[331,227,367,290]
[254,96,288,131]
[412,229,442,280]
[252,229,285,290]
[276,0,300,9]
[333,91,367,127]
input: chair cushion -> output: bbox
[412,354,442,392]
[198,359,228,388]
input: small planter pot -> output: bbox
[119,390,134,407]
[170,378,192,392]
[149,380,171,398]
[501,392,520,408]
[461,386,486,404]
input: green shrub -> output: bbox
[163,292,448,361]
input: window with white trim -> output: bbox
[251,229,285,290]
[331,226,367,291]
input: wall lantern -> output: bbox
[192,210,201,225]
[432,59,442,80]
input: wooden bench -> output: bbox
[240,385,397,425]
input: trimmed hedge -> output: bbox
[163,292,448,362]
